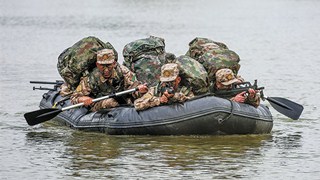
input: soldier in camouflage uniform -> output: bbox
[185,37,241,91]
[214,68,260,107]
[71,48,148,112]
[134,63,194,111]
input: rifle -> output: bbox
[160,83,175,95]
[213,80,304,120]
[30,80,72,109]
[30,80,65,91]
[213,80,265,99]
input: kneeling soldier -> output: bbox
[214,68,260,107]
[134,63,194,111]
[71,48,148,111]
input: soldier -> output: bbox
[214,68,260,107]
[134,63,194,111]
[71,48,148,111]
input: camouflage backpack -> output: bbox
[175,55,209,95]
[186,37,229,60]
[123,36,166,86]
[57,36,118,89]
[198,51,241,84]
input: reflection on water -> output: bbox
[20,118,308,179]
[29,128,272,179]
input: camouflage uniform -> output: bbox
[59,83,73,97]
[185,37,241,88]
[214,68,260,107]
[57,36,118,89]
[71,49,140,111]
[134,63,194,111]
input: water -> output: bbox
[1,0,320,179]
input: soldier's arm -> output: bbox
[134,87,160,111]
[59,83,73,97]
[120,64,146,98]
[70,77,92,104]
[171,87,195,103]
[120,64,139,88]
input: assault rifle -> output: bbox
[213,79,304,120]
[213,80,265,99]
[160,83,175,95]
[30,80,64,91]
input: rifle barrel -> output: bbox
[33,87,55,91]
[30,80,64,85]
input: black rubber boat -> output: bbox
[37,90,273,135]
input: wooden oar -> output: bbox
[24,88,138,126]
[264,96,303,120]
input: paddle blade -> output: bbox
[266,97,304,120]
[24,108,62,126]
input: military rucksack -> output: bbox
[197,51,241,84]
[186,37,229,60]
[57,36,118,89]
[175,55,209,95]
[123,36,166,86]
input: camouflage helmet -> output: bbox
[215,68,239,85]
[96,49,115,64]
[160,63,179,82]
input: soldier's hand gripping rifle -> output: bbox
[160,83,175,95]
[214,79,304,120]
[30,80,65,91]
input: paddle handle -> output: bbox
[61,88,138,111]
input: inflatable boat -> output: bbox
[35,89,273,135]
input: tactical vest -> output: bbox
[88,64,125,98]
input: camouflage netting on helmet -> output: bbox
[57,36,118,89]
[186,37,229,60]
[198,51,241,84]
[123,36,166,86]
[175,55,209,95]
